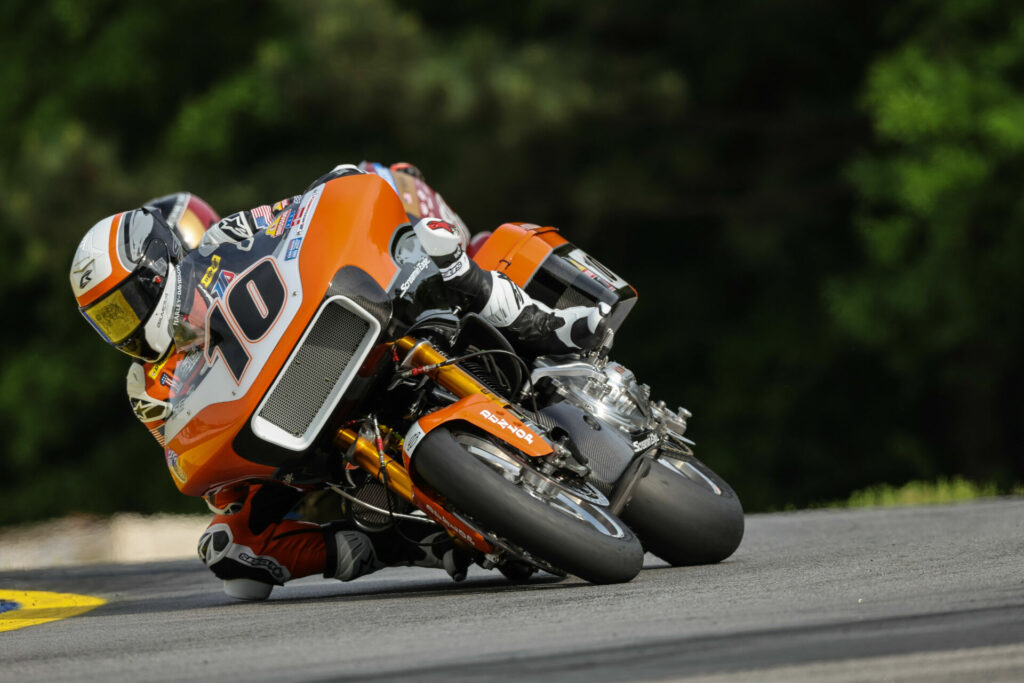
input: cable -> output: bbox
[365,415,453,551]
[398,348,541,422]
[325,483,435,524]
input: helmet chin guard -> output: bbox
[141,264,178,361]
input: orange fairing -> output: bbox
[297,174,403,291]
[166,175,408,496]
[472,222,568,288]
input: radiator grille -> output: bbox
[258,303,372,438]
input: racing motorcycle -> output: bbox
[162,173,744,584]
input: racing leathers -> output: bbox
[126,162,606,598]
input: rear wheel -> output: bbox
[620,448,744,566]
[413,427,644,584]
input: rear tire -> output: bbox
[620,452,744,566]
[414,427,644,584]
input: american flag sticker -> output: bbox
[251,205,273,229]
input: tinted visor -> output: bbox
[81,239,170,360]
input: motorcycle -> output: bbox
[162,173,744,584]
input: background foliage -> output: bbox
[2,0,1021,524]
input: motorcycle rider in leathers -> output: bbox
[70,162,608,600]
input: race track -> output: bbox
[2,499,1022,682]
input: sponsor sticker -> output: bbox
[212,270,236,299]
[266,214,286,238]
[200,255,221,289]
[479,408,534,445]
[218,213,251,240]
[404,422,426,455]
[147,351,172,380]
[285,237,302,260]
[251,205,273,229]
[165,448,188,483]
[398,256,431,297]
[632,433,659,453]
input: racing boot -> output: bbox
[413,217,608,356]
[415,531,471,582]
[325,529,387,581]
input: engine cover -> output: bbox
[539,402,635,493]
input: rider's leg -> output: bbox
[198,484,467,600]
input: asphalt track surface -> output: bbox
[2,499,1022,682]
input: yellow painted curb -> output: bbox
[0,590,106,632]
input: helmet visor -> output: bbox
[80,238,171,359]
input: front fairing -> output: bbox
[161,174,451,495]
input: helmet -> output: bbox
[70,194,220,361]
[143,192,220,250]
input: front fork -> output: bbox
[330,336,547,555]
[330,334,507,504]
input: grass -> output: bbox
[840,477,1022,508]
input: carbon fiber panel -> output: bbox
[540,401,635,492]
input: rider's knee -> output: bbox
[197,522,291,588]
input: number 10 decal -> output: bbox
[205,258,288,383]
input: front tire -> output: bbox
[414,427,644,584]
[620,451,744,566]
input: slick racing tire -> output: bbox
[619,451,744,566]
[413,427,644,584]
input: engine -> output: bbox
[532,358,692,443]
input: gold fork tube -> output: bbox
[333,428,414,504]
[393,336,502,402]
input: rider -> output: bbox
[70,162,608,600]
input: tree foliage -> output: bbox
[0,0,1016,524]
[830,0,1024,484]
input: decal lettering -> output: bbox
[422,501,476,546]
[479,408,534,445]
[204,258,287,382]
[237,552,286,581]
[632,433,659,452]
[398,257,431,297]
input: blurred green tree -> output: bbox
[4,0,1009,525]
[829,0,1024,486]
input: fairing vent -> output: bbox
[251,296,381,451]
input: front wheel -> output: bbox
[619,449,744,566]
[413,427,644,584]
